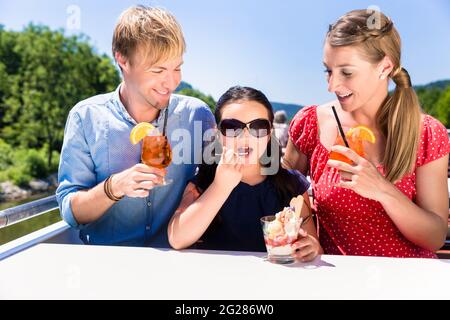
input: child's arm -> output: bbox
[168,148,243,250]
[168,181,233,249]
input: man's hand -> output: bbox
[111,163,166,198]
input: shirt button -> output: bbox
[146,225,151,231]
[147,202,152,207]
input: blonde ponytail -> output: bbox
[377,67,421,182]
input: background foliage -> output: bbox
[0,24,448,189]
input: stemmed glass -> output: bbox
[141,108,173,186]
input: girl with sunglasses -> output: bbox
[168,86,322,261]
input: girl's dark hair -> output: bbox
[195,86,301,206]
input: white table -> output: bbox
[0,243,449,300]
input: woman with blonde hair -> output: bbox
[283,9,449,258]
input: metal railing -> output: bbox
[0,195,58,229]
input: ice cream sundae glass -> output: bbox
[260,195,305,264]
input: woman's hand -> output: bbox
[212,146,243,192]
[326,145,389,201]
[291,228,322,262]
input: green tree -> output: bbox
[435,86,450,126]
[416,87,443,119]
[177,87,216,112]
[0,24,121,167]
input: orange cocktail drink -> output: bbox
[329,126,375,164]
[141,135,172,169]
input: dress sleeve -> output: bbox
[416,115,450,167]
[288,105,319,159]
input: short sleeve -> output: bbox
[288,105,319,158]
[288,169,310,195]
[416,115,450,167]
[188,163,216,194]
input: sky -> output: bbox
[1,0,449,106]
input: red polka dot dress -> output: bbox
[289,105,450,258]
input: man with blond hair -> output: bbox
[56,6,215,246]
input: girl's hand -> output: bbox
[326,145,389,201]
[291,228,322,262]
[213,146,243,192]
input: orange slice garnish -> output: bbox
[346,125,376,144]
[129,123,157,145]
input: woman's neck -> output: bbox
[241,164,267,186]
[351,87,389,128]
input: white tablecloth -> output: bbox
[0,243,448,299]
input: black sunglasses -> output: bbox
[218,118,272,138]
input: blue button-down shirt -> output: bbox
[56,85,215,247]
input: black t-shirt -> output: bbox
[191,170,310,252]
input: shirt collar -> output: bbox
[111,83,177,127]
